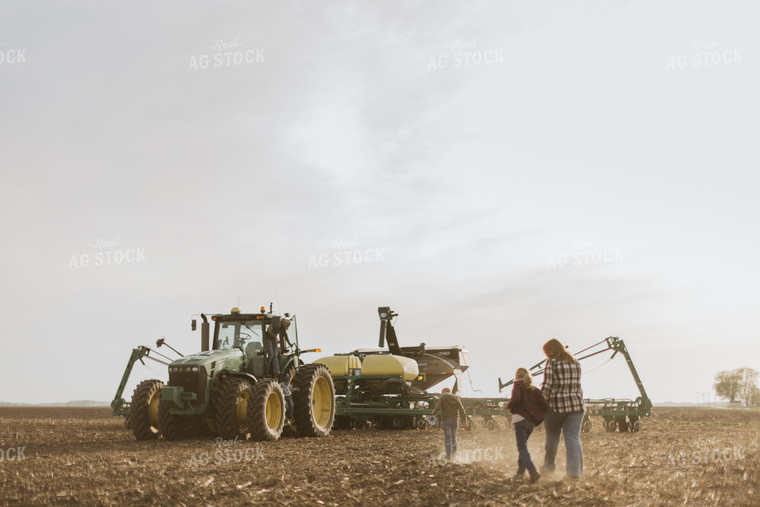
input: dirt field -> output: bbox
[0,406,757,506]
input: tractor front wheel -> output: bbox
[293,364,335,437]
[159,401,200,441]
[213,377,254,440]
[130,379,164,441]
[248,379,286,441]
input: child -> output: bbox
[507,367,548,483]
[280,375,294,419]
[431,387,470,460]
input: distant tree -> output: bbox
[737,368,760,407]
[714,368,759,406]
[748,385,760,407]
[714,370,742,403]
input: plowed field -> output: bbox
[0,407,757,505]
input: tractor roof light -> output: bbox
[231,307,240,314]
[260,306,266,313]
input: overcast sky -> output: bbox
[1,1,758,406]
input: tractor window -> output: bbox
[217,321,263,350]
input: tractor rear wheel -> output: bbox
[213,377,254,440]
[248,379,286,441]
[159,401,200,441]
[293,364,335,437]
[130,379,164,441]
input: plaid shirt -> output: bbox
[541,359,585,413]
[507,380,548,425]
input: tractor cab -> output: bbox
[209,307,299,378]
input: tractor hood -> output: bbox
[168,348,244,373]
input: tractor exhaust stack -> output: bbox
[201,314,210,351]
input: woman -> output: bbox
[541,338,584,478]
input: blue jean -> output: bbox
[514,419,536,474]
[264,338,279,375]
[442,418,458,459]
[284,396,293,419]
[544,409,584,477]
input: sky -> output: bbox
[1,0,758,406]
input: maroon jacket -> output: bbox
[507,380,548,425]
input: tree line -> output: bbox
[713,368,759,406]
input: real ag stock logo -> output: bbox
[0,42,27,65]
[188,436,265,467]
[666,439,748,469]
[428,438,508,467]
[427,38,504,71]
[188,38,265,71]
[69,237,146,269]
[307,238,385,270]
[0,445,27,463]
[546,238,623,269]
[666,38,743,70]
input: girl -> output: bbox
[507,367,548,482]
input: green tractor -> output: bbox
[112,306,335,442]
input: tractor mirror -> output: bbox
[191,319,197,331]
